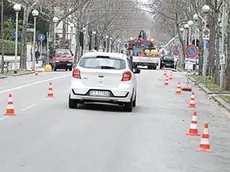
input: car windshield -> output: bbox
[79,57,126,70]
[163,56,174,60]
[56,49,72,57]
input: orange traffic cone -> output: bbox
[47,82,55,98]
[176,82,181,95]
[35,68,38,76]
[169,71,173,80]
[186,111,200,136]
[196,123,212,152]
[164,76,169,86]
[188,92,196,108]
[4,94,16,116]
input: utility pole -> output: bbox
[220,0,226,89]
[202,16,208,81]
[1,0,4,74]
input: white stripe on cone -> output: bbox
[192,116,197,121]
[203,128,209,134]
[200,138,210,144]
[7,104,14,109]
[190,123,198,129]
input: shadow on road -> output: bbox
[78,103,125,112]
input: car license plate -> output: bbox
[89,90,110,97]
[67,63,72,66]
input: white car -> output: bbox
[68,52,141,112]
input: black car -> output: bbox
[160,55,176,69]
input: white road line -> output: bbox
[20,104,37,111]
[0,74,70,95]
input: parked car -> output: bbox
[68,52,141,112]
[160,55,176,69]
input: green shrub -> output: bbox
[0,39,21,55]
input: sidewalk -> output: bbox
[187,75,230,113]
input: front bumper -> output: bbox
[133,62,158,66]
[55,62,73,68]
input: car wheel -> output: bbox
[53,67,57,71]
[153,66,157,70]
[69,68,72,71]
[124,99,133,112]
[68,95,78,109]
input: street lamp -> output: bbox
[202,5,210,13]
[193,14,199,21]
[52,16,58,49]
[105,35,109,52]
[69,23,74,49]
[92,31,96,50]
[193,14,199,47]
[184,24,189,29]
[201,5,210,81]
[220,1,226,89]
[110,37,113,52]
[13,3,21,73]
[184,24,189,46]
[187,20,193,45]
[81,27,86,54]
[31,9,39,71]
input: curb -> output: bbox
[211,95,230,113]
[11,72,33,77]
[187,75,230,113]
[0,71,34,78]
[0,76,8,79]
[187,76,213,94]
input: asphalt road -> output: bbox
[0,69,229,172]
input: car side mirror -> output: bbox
[133,68,140,74]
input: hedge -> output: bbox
[0,39,21,55]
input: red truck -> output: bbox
[50,48,74,71]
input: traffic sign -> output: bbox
[185,44,199,58]
[12,30,20,39]
[178,43,182,50]
[38,34,45,41]
[202,40,209,49]
[172,49,180,56]
[203,29,210,40]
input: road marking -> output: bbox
[0,74,70,95]
[20,104,37,111]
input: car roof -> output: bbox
[81,52,128,60]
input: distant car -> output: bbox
[69,52,141,112]
[160,55,176,69]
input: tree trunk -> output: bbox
[74,25,81,64]
[207,13,218,78]
[176,22,185,70]
[20,6,29,69]
[1,0,4,74]
[224,6,230,90]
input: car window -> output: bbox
[79,57,126,69]
[55,49,72,57]
[163,56,174,60]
